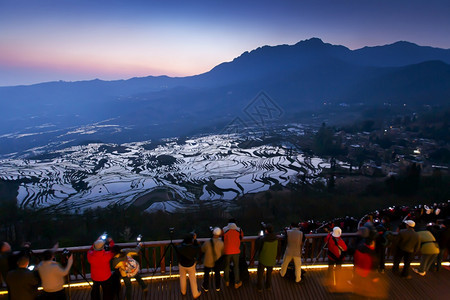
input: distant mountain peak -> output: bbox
[296,37,325,45]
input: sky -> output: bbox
[1,0,450,86]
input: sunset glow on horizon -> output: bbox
[1,0,450,86]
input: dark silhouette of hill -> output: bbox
[0,38,449,154]
[352,41,450,67]
[345,60,450,104]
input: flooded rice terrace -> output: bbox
[0,131,332,212]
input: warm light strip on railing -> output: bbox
[0,262,448,295]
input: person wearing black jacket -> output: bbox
[176,233,202,299]
[6,255,39,300]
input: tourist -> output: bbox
[176,233,202,299]
[280,222,304,283]
[413,225,440,276]
[0,242,11,288]
[436,218,450,271]
[37,249,73,299]
[223,218,244,289]
[111,244,148,300]
[87,235,115,300]
[324,227,347,284]
[392,220,420,278]
[201,227,224,292]
[351,236,384,297]
[5,255,39,300]
[256,223,278,292]
[375,217,391,273]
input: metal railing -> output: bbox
[28,233,379,281]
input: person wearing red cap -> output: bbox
[87,236,115,300]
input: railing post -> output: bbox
[160,245,166,273]
[80,254,86,278]
[249,240,255,267]
[153,248,157,270]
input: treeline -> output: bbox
[1,170,449,250]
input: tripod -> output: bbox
[151,230,177,278]
[71,264,92,288]
[310,244,326,267]
[136,242,152,273]
[60,254,91,300]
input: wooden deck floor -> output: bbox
[2,266,450,299]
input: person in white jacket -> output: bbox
[37,249,73,299]
[280,223,304,282]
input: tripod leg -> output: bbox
[72,265,92,288]
[169,243,173,279]
[151,242,174,277]
[67,274,71,300]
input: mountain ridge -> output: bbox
[1,38,449,155]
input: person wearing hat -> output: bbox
[201,227,224,292]
[324,227,347,283]
[392,220,420,278]
[222,218,244,289]
[87,236,115,300]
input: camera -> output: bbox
[101,232,108,240]
[27,265,35,271]
[137,234,142,242]
[62,248,71,258]
[259,222,267,236]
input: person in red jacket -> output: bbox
[87,235,115,300]
[350,230,386,298]
[324,227,347,285]
[223,218,244,289]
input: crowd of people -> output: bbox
[1,213,449,299]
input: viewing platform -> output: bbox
[1,233,449,299]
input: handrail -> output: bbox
[20,231,445,285]
[24,233,359,281]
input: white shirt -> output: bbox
[37,260,73,292]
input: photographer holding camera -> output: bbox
[6,254,39,300]
[280,222,305,283]
[176,232,202,299]
[87,234,115,300]
[111,243,148,300]
[36,248,73,299]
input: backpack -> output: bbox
[124,256,140,278]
